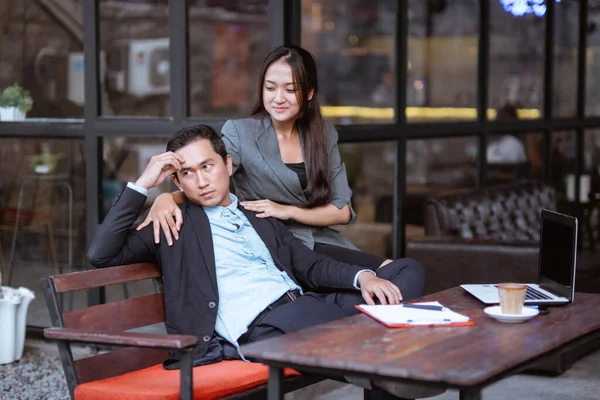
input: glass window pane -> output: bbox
[0,0,84,121]
[587,4,600,116]
[101,137,170,305]
[554,0,579,117]
[333,141,394,259]
[585,129,600,177]
[405,137,477,235]
[490,0,545,119]
[552,130,578,209]
[584,129,600,251]
[100,0,170,117]
[579,129,600,278]
[301,0,397,125]
[407,137,478,189]
[549,129,599,254]
[0,138,86,327]
[188,0,269,118]
[487,132,544,184]
[102,137,173,218]
[408,0,479,122]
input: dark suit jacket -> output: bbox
[87,188,365,366]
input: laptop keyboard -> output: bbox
[525,286,553,301]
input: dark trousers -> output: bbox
[246,257,424,342]
[313,243,386,270]
[245,258,424,400]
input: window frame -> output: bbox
[0,0,596,308]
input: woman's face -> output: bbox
[262,59,303,125]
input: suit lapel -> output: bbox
[186,201,218,291]
[256,121,306,203]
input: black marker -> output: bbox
[403,304,444,311]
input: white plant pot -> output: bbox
[0,106,26,121]
[0,287,35,364]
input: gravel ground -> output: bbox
[0,349,68,400]
[0,340,95,400]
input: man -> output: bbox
[88,125,430,399]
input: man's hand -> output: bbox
[240,199,292,220]
[358,271,403,305]
[135,152,185,190]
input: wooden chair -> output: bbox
[42,263,322,400]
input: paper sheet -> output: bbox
[357,301,471,326]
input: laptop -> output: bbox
[461,209,578,306]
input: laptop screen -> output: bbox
[539,210,577,299]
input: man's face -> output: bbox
[172,139,232,208]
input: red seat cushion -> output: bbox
[74,360,300,400]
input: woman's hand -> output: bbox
[240,199,291,220]
[137,193,183,245]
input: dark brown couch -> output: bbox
[407,181,554,295]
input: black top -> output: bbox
[285,162,308,191]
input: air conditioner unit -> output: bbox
[67,51,106,106]
[108,38,170,97]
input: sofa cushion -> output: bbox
[74,360,300,400]
[425,181,556,241]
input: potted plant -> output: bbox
[0,83,33,121]
[0,262,35,364]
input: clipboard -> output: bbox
[355,301,474,328]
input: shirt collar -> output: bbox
[204,193,239,218]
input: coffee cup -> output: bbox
[497,283,526,314]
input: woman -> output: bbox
[139,45,390,269]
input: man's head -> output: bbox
[166,125,233,208]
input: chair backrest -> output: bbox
[424,180,556,241]
[43,263,167,397]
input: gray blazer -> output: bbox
[221,117,358,250]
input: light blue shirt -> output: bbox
[203,194,301,349]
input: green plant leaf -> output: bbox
[0,82,33,113]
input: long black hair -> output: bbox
[251,45,332,207]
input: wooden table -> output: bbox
[241,288,600,400]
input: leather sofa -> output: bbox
[406,180,555,295]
